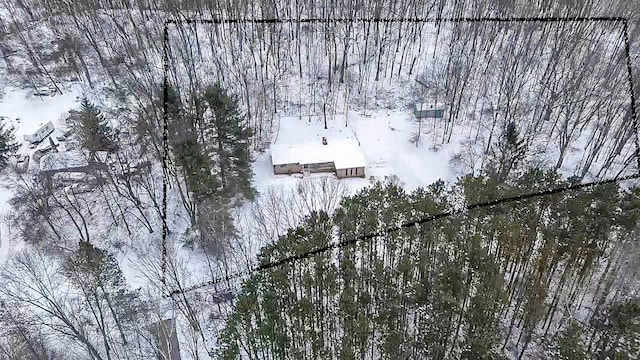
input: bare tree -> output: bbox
[0,250,107,359]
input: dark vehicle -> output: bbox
[15,155,29,173]
[33,87,53,96]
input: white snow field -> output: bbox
[167,20,636,188]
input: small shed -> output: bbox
[24,121,55,144]
[413,103,444,119]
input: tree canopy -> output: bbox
[219,170,640,359]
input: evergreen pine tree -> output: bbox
[591,300,640,359]
[201,84,255,201]
[549,321,589,360]
[461,235,506,359]
[165,84,255,254]
[173,137,218,201]
[486,121,527,181]
[164,86,219,201]
[67,98,117,157]
[218,172,635,359]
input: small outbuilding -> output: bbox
[413,103,444,119]
[24,121,55,144]
[271,138,366,178]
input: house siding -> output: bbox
[336,166,365,178]
[40,165,91,177]
[273,161,365,179]
[413,109,444,119]
[306,161,335,173]
[274,163,302,174]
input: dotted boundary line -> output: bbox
[168,172,640,297]
[161,16,639,297]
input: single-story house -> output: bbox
[271,138,366,178]
[39,150,90,176]
[413,103,444,119]
[24,121,55,144]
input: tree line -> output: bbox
[219,169,640,359]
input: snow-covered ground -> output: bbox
[169,109,465,295]
[3,88,79,145]
[253,110,461,196]
[0,11,637,359]
[0,86,81,261]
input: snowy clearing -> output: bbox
[0,86,81,261]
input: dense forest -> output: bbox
[220,170,640,359]
[1,0,639,175]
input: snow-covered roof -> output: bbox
[271,139,366,169]
[23,120,54,136]
[39,151,89,172]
